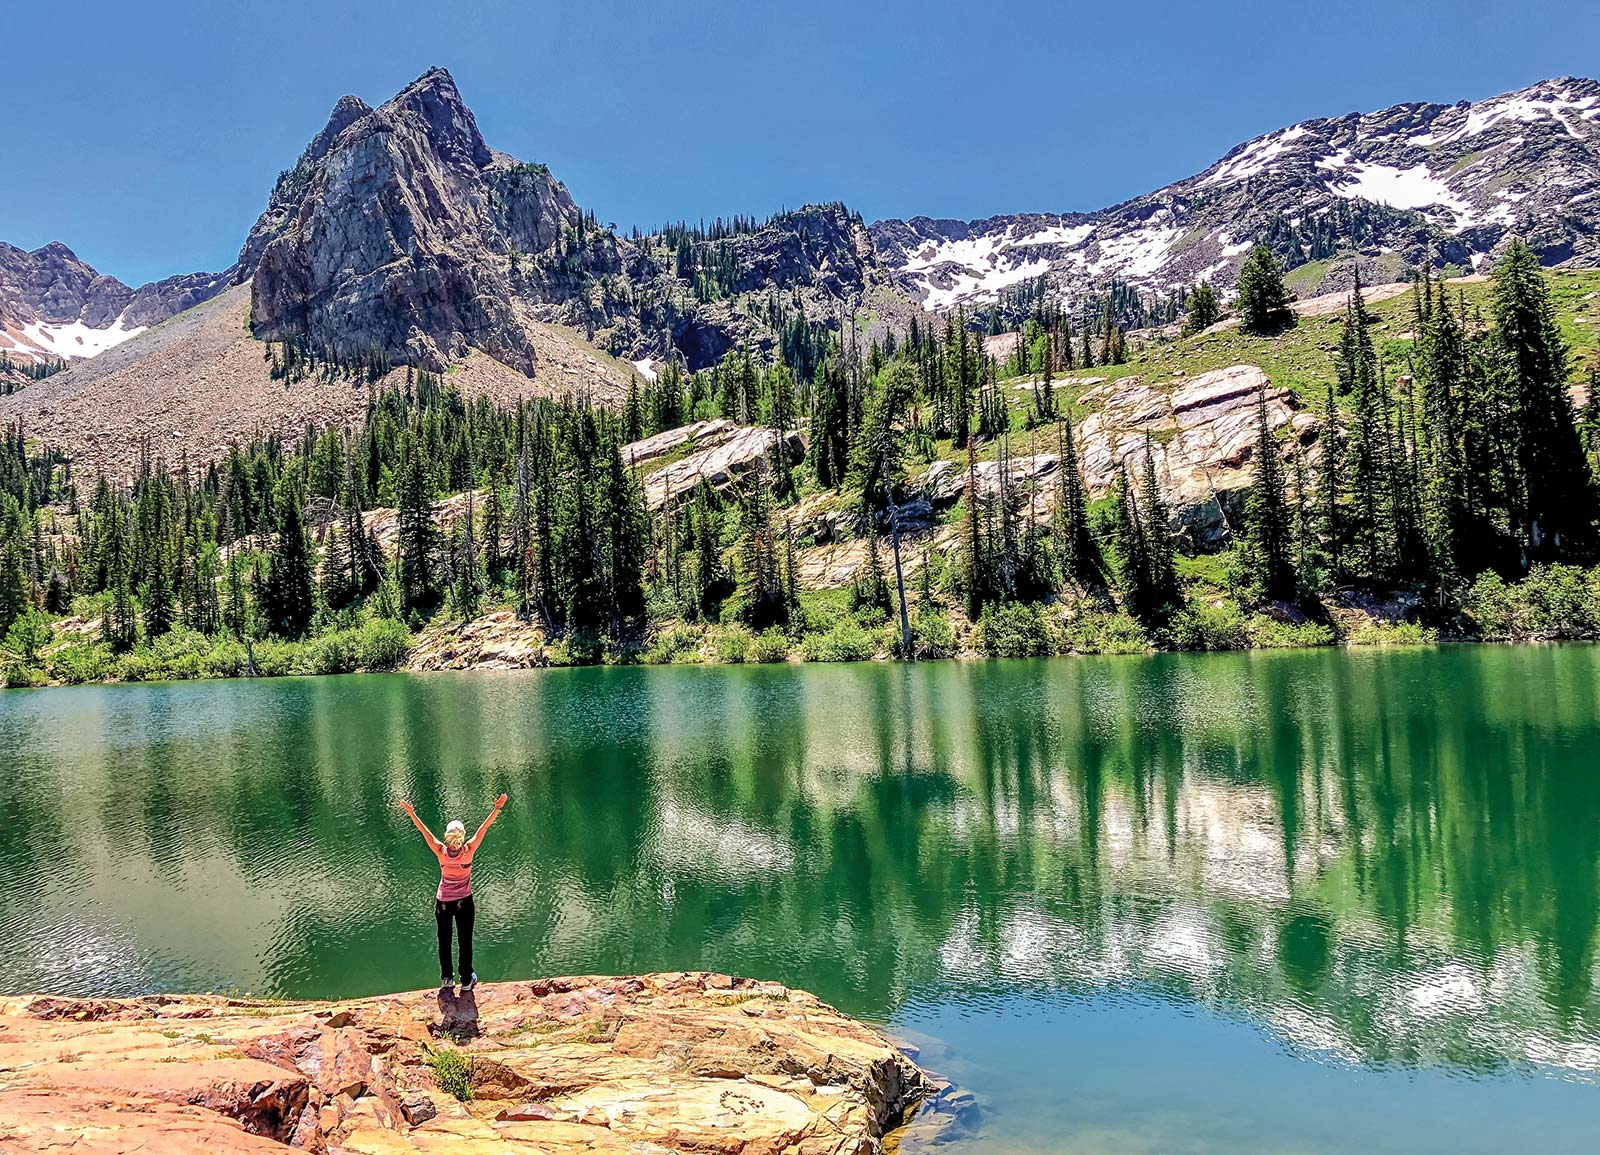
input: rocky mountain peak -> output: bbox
[872,75,1600,314]
[305,94,371,164]
[381,66,489,169]
[241,67,540,374]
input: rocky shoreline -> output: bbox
[0,973,947,1154]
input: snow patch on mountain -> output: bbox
[1329,163,1470,223]
[871,75,1600,313]
[1203,125,1309,186]
[3,316,147,362]
[921,257,1052,310]
[1091,222,1182,278]
[901,221,1099,309]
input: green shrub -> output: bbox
[747,628,791,664]
[642,625,701,665]
[428,1046,473,1101]
[356,618,412,670]
[1167,601,1249,651]
[1462,565,1600,639]
[800,618,877,662]
[203,639,250,679]
[1346,620,1437,646]
[116,649,160,682]
[2,663,46,688]
[713,627,751,664]
[1248,615,1336,649]
[3,612,54,665]
[48,642,116,685]
[977,602,1051,659]
[906,607,957,659]
[1060,610,1150,655]
[546,633,605,667]
[296,630,359,676]
[250,640,298,677]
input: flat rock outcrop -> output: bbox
[918,364,1314,547]
[1077,364,1316,543]
[0,973,933,1155]
[407,610,546,671]
[628,422,807,511]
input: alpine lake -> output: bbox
[4,644,1600,1153]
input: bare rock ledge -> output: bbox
[0,973,934,1155]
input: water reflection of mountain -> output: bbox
[5,647,1599,1078]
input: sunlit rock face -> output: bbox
[916,364,1313,546]
[0,973,934,1155]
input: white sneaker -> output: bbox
[462,972,478,991]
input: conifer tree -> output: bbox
[223,551,247,637]
[1184,280,1220,335]
[1316,379,1345,584]
[395,427,439,615]
[1339,278,1390,579]
[452,491,482,620]
[1139,437,1178,614]
[1490,239,1597,559]
[1244,383,1295,600]
[0,544,27,637]
[1052,410,1097,589]
[1111,464,1151,618]
[1237,245,1296,336]
[262,484,314,639]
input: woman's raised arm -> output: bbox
[399,800,443,851]
[469,794,508,850]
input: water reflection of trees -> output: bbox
[8,647,1600,1074]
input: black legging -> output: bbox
[435,895,475,982]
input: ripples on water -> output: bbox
[3,647,1600,1152]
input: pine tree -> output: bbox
[1184,280,1220,335]
[1139,437,1178,614]
[1237,245,1296,336]
[1339,277,1390,580]
[452,490,482,620]
[962,437,986,619]
[0,544,27,637]
[1244,383,1295,600]
[483,476,505,580]
[1052,410,1097,589]
[1316,379,1345,584]
[395,427,440,615]
[223,551,247,637]
[1490,239,1597,560]
[848,361,915,510]
[1111,464,1151,618]
[262,484,315,638]
[143,549,176,638]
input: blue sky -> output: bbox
[5,0,1598,285]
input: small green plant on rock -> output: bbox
[429,1045,473,1101]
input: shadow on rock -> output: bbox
[434,986,480,1040]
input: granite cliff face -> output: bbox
[240,68,546,374]
[0,973,941,1155]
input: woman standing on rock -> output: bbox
[399,794,507,990]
